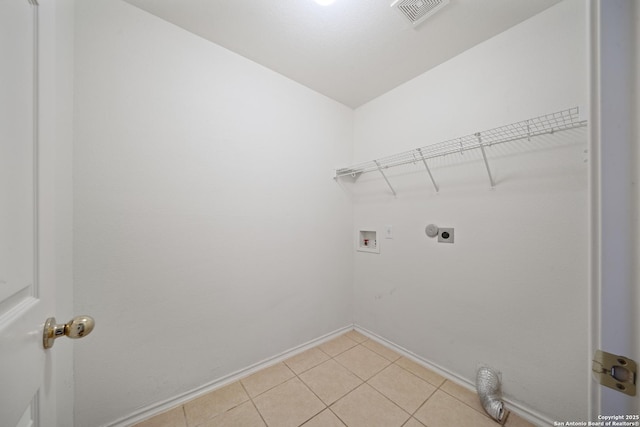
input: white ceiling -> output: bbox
[123,0,563,109]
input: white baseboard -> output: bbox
[104,324,354,427]
[354,324,554,427]
[106,323,553,427]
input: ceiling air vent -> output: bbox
[391,0,449,28]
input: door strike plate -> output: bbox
[592,350,636,396]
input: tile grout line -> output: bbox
[319,338,377,427]
[407,372,447,425]
[291,340,501,427]
[294,334,428,427]
[335,334,448,426]
[288,334,367,426]
[358,330,530,426]
[290,341,347,426]
[326,407,348,427]
[185,329,357,426]
[360,364,417,425]
[323,337,416,427]
[239,377,271,427]
[181,405,188,427]
[409,375,506,427]
[289,367,328,427]
[355,346,417,423]
[249,348,333,426]
[437,385,505,426]
[168,330,509,427]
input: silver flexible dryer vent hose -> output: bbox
[476,366,506,423]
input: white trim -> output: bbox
[587,0,601,420]
[31,0,39,301]
[107,323,556,427]
[354,324,554,427]
[104,325,353,427]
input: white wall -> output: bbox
[351,0,588,423]
[73,1,354,425]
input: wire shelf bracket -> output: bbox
[374,160,397,197]
[417,148,439,193]
[476,133,495,189]
[334,107,587,194]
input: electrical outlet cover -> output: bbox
[438,227,454,243]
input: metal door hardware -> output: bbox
[592,350,636,396]
[43,315,95,349]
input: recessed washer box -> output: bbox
[357,229,379,253]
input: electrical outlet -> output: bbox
[438,228,454,243]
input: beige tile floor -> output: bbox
[133,330,535,427]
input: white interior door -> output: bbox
[0,1,58,425]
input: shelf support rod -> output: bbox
[374,160,397,196]
[476,133,495,188]
[417,148,439,193]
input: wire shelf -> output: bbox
[335,107,587,193]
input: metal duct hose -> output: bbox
[476,366,506,423]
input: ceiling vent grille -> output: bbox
[391,0,450,27]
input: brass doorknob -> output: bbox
[43,315,95,349]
